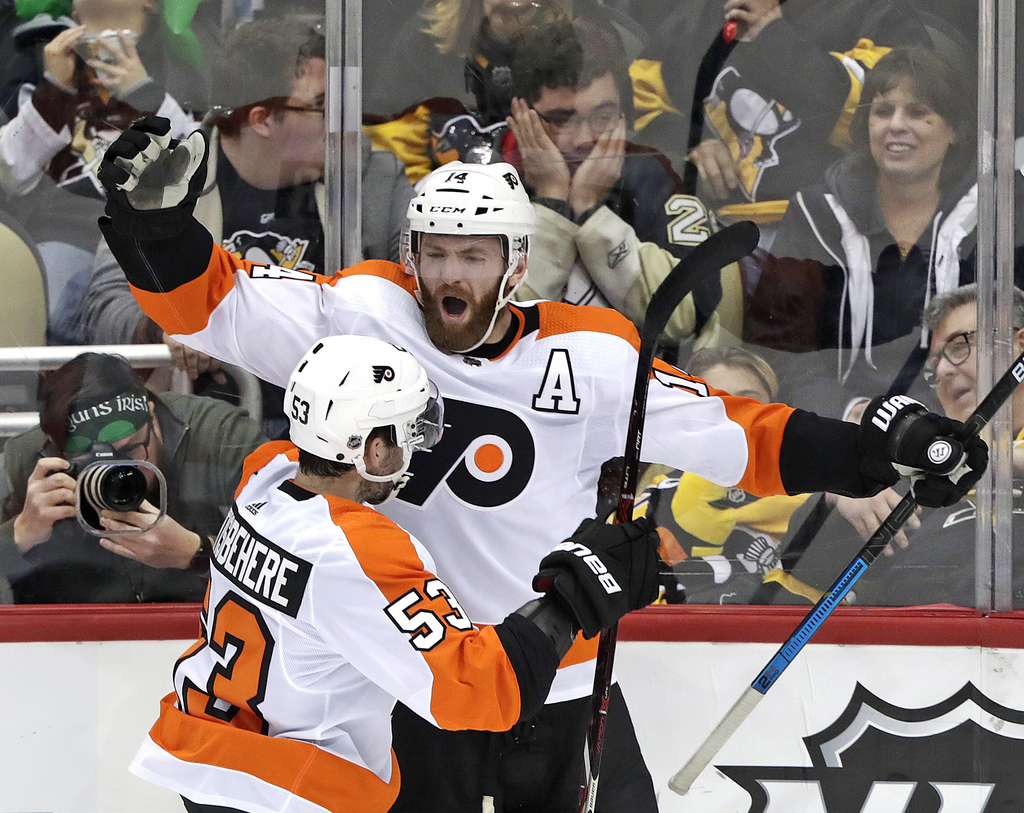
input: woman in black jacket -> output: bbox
[748,45,987,418]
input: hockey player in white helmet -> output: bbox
[285,334,444,501]
[404,161,535,353]
[100,118,987,812]
[129,332,661,812]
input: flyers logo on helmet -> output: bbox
[398,398,535,508]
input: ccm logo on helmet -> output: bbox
[429,206,467,214]
[552,541,621,595]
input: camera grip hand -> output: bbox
[97,501,197,569]
[14,457,77,553]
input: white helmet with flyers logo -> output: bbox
[285,335,444,484]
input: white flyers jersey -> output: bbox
[130,442,528,813]
[129,250,797,702]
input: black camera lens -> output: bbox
[79,464,148,513]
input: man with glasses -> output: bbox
[0,352,264,603]
[504,18,734,344]
[83,17,413,438]
[804,283,1024,608]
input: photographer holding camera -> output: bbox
[0,352,264,603]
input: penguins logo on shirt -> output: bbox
[704,67,801,202]
[398,398,535,509]
[225,230,316,272]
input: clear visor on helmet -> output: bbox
[406,381,444,450]
[414,234,511,281]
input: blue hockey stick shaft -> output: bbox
[670,344,1024,796]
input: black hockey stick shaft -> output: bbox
[579,220,760,813]
[669,345,1024,795]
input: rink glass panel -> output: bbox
[0,0,1019,611]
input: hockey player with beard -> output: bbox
[99,117,987,812]
[129,333,663,812]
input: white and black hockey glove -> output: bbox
[98,116,208,240]
[858,394,989,508]
[532,517,660,639]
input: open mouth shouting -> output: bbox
[421,279,504,353]
[442,295,470,323]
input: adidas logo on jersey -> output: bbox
[245,501,267,516]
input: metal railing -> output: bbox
[0,345,263,437]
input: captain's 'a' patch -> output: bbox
[532,349,580,414]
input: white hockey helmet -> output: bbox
[285,335,444,485]
[405,161,534,292]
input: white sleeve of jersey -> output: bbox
[638,365,751,488]
[309,519,523,732]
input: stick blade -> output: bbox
[643,220,760,342]
[668,685,764,795]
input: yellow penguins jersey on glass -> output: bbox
[131,441,555,813]
[104,219,871,703]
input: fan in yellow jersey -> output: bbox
[130,334,660,813]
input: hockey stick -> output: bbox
[748,344,931,605]
[579,219,761,812]
[668,346,1024,796]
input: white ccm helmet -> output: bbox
[285,335,444,486]
[404,162,536,351]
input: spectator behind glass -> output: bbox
[630,0,967,250]
[362,0,647,185]
[365,0,648,119]
[839,284,1024,607]
[504,17,739,349]
[748,45,992,420]
[0,0,207,344]
[633,346,813,604]
[0,352,265,604]
[84,17,413,438]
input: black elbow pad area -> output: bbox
[98,216,215,293]
[494,612,561,723]
[779,409,872,497]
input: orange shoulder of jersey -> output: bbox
[130,240,412,336]
[532,300,641,352]
[326,498,524,732]
[235,441,298,499]
[333,258,419,297]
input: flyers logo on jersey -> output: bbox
[398,398,534,508]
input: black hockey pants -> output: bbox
[387,683,657,813]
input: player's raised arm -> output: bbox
[96,117,339,388]
[98,117,216,302]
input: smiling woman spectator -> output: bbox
[745,45,1002,419]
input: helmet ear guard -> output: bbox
[285,336,444,485]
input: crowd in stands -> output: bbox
[0,0,1021,617]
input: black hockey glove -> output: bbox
[858,394,988,508]
[98,116,208,240]
[532,517,660,639]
